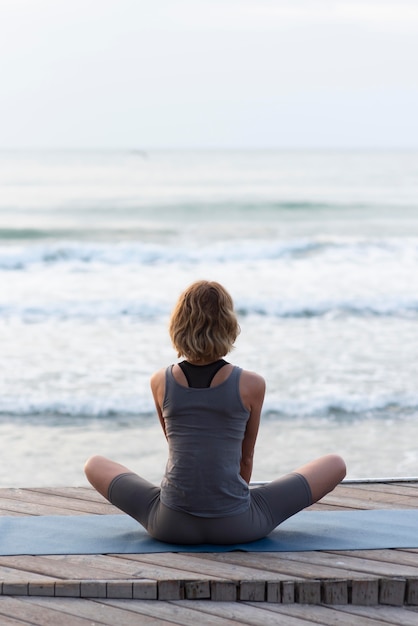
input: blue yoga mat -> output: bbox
[1,509,418,555]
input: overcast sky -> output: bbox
[1,0,417,149]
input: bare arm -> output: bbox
[239,370,266,484]
[150,368,167,439]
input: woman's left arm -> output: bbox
[239,371,266,483]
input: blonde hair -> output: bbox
[169,281,240,362]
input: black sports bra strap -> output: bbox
[178,359,228,388]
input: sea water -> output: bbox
[1,149,418,486]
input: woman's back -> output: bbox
[160,365,250,517]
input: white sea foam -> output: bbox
[262,393,418,419]
[2,391,418,421]
[0,395,154,420]
[0,237,416,269]
[1,294,418,321]
[1,236,418,320]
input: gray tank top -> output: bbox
[160,365,251,517]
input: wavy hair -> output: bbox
[169,281,240,362]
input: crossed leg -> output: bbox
[293,453,346,503]
[84,455,134,500]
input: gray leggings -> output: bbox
[108,472,312,545]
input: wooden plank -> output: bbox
[105,581,133,599]
[308,503,354,511]
[313,494,415,511]
[321,579,348,604]
[406,578,418,605]
[295,580,321,604]
[0,596,101,625]
[351,579,379,605]
[184,580,211,600]
[0,489,114,515]
[260,550,418,578]
[190,551,376,581]
[328,548,418,568]
[210,581,237,602]
[133,580,158,600]
[0,499,90,517]
[1,583,28,596]
[322,486,418,508]
[45,553,213,581]
[0,555,133,581]
[27,487,110,503]
[158,580,183,601]
[379,578,406,606]
[0,510,26,518]
[118,552,288,581]
[248,602,401,626]
[116,553,237,580]
[171,599,318,625]
[352,483,418,497]
[0,608,35,626]
[282,580,296,603]
[0,564,57,584]
[28,581,56,597]
[239,581,266,602]
[17,597,173,625]
[55,580,81,597]
[311,483,418,509]
[266,581,281,602]
[101,598,243,625]
[334,604,418,626]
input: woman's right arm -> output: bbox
[150,368,167,438]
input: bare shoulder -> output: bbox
[239,369,266,410]
[150,367,166,392]
[240,369,266,392]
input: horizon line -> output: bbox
[0,146,417,153]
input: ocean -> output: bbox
[1,149,418,487]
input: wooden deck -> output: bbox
[0,482,418,625]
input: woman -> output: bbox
[84,280,346,544]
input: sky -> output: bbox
[0,0,417,149]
